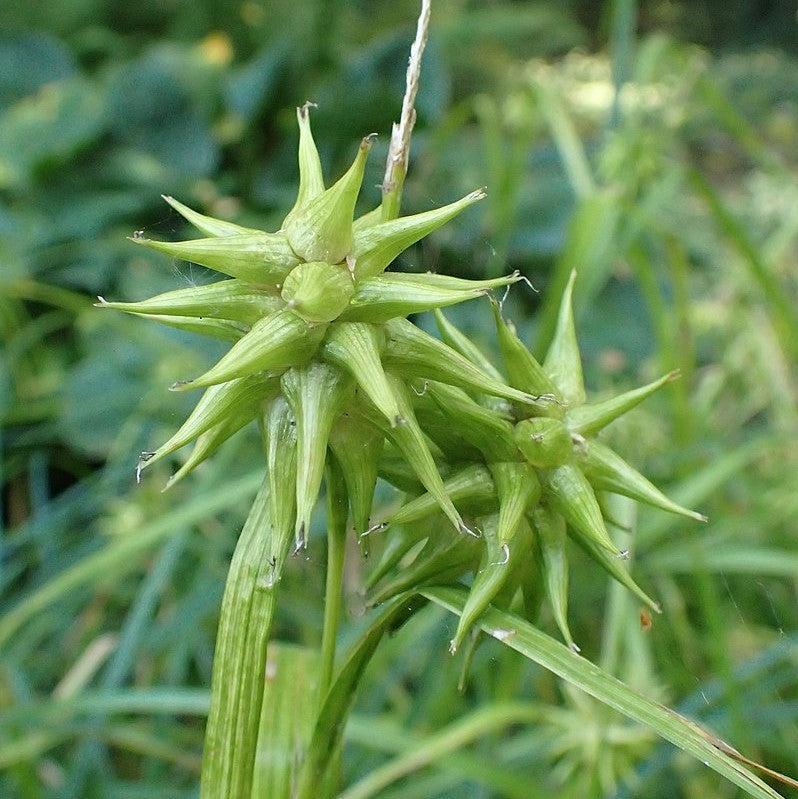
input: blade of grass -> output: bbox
[200,478,292,799]
[689,168,797,360]
[345,713,549,799]
[0,471,263,648]
[341,704,549,799]
[424,586,786,799]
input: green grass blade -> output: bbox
[200,478,292,799]
[252,643,319,799]
[295,595,422,799]
[0,471,262,648]
[340,704,547,799]
[690,169,798,359]
[423,586,785,799]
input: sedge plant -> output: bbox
[97,8,791,799]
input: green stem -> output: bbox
[318,461,349,704]
[200,479,292,799]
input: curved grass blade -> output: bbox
[340,703,548,799]
[424,586,786,799]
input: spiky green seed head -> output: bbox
[105,105,494,542]
[106,104,703,656]
[368,273,705,654]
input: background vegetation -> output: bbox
[1,1,796,797]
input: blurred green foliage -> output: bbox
[1,1,797,798]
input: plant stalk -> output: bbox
[381,0,432,221]
[318,461,349,703]
[200,478,292,799]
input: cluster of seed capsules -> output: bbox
[101,106,706,655]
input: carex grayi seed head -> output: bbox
[365,269,707,657]
[101,103,529,552]
[107,106,705,660]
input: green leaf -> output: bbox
[200,479,293,799]
[252,643,319,799]
[340,703,548,799]
[424,586,785,799]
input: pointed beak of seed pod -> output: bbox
[284,134,375,264]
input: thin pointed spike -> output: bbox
[322,323,403,426]
[328,412,384,540]
[281,364,353,549]
[164,413,255,490]
[567,371,680,436]
[383,374,468,534]
[162,195,261,237]
[140,314,248,342]
[532,507,579,652]
[95,279,281,326]
[490,298,561,399]
[383,317,557,412]
[172,310,327,391]
[283,102,326,227]
[387,465,496,528]
[569,519,662,614]
[340,271,522,324]
[433,308,505,382]
[490,461,542,546]
[449,514,532,654]
[285,135,374,264]
[543,270,585,406]
[140,374,278,473]
[451,514,513,653]
[128,233,299,285]
[351,189,487,280]
[578,439,708,523]
[543,463,621,555]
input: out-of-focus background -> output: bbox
[1,1,796,797]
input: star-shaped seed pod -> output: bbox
[99,105,539,557]
[365,271,706,653]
